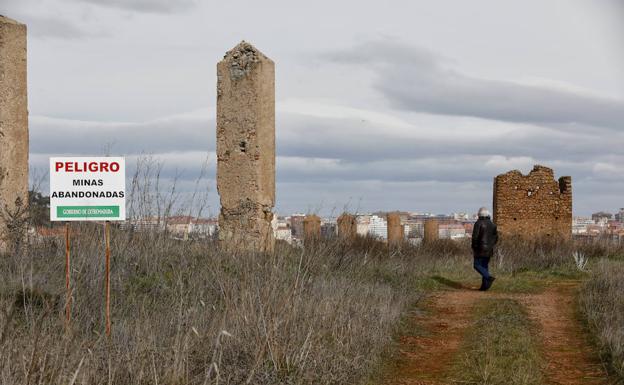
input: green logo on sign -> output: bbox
[57,206,120,218]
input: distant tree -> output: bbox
[29,190,50,227]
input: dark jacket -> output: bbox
[471,216,498,258]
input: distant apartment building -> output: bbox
[592,211,613,224]
[188,218,218,238]
[123,216,218,238]
[290,214,305,239]
[165,216,218,239]
[615,208,624,222]
[462,222,474,236]
[122,217,166,232]
[403,220,423,239]
[356,214,371,236]
[275,225,293,244]
[320,221,337,239]
[572,217,595,235]
[403,213,470,240]
[438,223,467,239]
[368,215,388,239]
[586,224,604,236]
[272,216,293,244]
[607,220,623,232]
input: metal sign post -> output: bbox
[49,157,125,337]
[65,222,71,330]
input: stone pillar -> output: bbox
[0,16,28,254]
[216,41,275,253]
[423,219,439,244]
[387,212,403,246]
[303,214,321,245]
[337,213,356,241]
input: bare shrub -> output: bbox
[579,260,624,379]
[575,236,624,259]
[0,223,434,384]
[495,235,577,273]
[0,196,29,257]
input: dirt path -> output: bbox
[383,281,612,385]
[520,283,610,385]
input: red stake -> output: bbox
[105,221,111,337]
[65,222,71,329]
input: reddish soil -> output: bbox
[385,282,481,385]
[383,281,613,385]
[520,283,611,385]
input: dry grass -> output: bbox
[0,228,441,385]
[1,214,621,384]
[579,259,624,380]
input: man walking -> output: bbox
[472,207,498,291]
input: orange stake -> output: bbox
[105,221,111,337]
[65,222,71,329]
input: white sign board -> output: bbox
[50,157,126,221]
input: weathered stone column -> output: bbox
[423,219,439,244]
[0,16,28,254]
[337,213,356,241]
[387,212,403,247]
[303,214,321,246]
[216,41,275,253]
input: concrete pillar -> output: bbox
[0,16,28,254]
[423,219,439,244]
[387,212,403,246]
[303,214,321,245]
[216,41,275,253]
[337,213,356,241]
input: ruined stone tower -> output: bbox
[493,165,572,238]
[423,219,439,243]
[337,213,356,241]
[303,214,321,245]
[387,212,403,246]
[0,16,28,254]
[216,41,275,253]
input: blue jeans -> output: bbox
[473,257,491,284]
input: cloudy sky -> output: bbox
[2,0,623,216]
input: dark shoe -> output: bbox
[484,276,496,291]
[478,279,487,291]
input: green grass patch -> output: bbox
[419,270,574,294]
[414,254,587,294]
[447,298,543,385]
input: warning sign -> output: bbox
[50,157,126,221]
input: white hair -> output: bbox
[478,207,490,217]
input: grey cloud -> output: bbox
[274,155,617,187]
[29,105,624,215]
[30,114,212,155]
[325,40,624,130]
[0,9,98,39]
[276,112,624,163]
[28,111,582,164]
[25,15,105,39]
[30,109,624,181]
[71,0,197,13]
